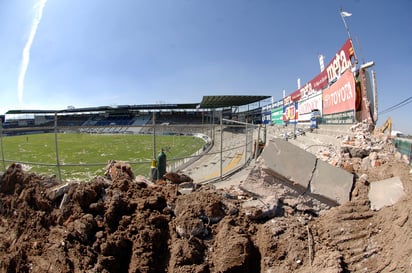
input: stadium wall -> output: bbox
[261,38,375,126]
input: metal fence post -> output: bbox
[255,125,260,160]
[211,110,215,143]
[250,125,254,159]
[264,124,267,144]
[245,121,248,164]
[54,112,62,182]
[219,111,223,180]
[152,111,156,160]
[0,120,5,171]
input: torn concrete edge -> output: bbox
[310,159,354,205]
[261,165,308,195]
[261,139,315,192]
[260,139,354,206]
[261,164,340,207]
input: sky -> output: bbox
[0,0,411,134]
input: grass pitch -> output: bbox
[0,133,206,181]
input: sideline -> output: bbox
[203,152,243,180]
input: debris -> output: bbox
[368,176,406,210]
[0,122,411,272]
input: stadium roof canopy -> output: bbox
[5,95,271,115]
[5,103,200,115]
[199,95,271,108]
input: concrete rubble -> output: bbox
[320,121,409,168]
[311,158,354,205]
[234,121,411,220]
[0,121,411,272]
[259,138,354,206]
[368,176,406,210]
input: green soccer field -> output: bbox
[0,133,206,181]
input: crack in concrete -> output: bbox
[302,158,318,196]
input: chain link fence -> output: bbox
[0,115,264,183]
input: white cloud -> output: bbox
[17,0,48,104]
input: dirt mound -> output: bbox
[0,132,411,272]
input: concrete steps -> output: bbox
[267,124,355,156]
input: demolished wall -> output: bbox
[260,138,354,206]
[0,122,411,273]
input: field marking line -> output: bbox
[203,152,243,180]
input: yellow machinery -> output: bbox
[380,117,392,136]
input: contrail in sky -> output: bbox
[18,0,48,104]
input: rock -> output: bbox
[177,182,196,194]
[359,174,369,185]
[104,160,134,181]
[342,162,354,173]
[361,157,370,171]
[371,159,381,168]
[67,214,97,243]
[163,172,193,184]
[341,145,370,158]
[175,218,206,238]
[369,151,378,160]
[369,177,406,211]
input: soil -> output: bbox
[0,132,411,272]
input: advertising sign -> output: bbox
[325,39,355,84]
[322,69,356,115]
[283,102,298,124]
[291,39,356,101]
[271,107,284,125]
[298,92,322,122]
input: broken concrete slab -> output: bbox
[311,159,354,205]
[239,170,331,215]
[260,139,354,206]
[261,139,316,194]
[368,176,406,211]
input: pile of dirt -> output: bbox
[0,130,411,272]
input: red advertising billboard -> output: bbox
[322,69,356,115]
[293,39,356,100]
[290,90,301,102]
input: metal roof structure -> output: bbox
[199,95,271,108]
[5,95,271,115]
[5,103,200,115]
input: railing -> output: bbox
[393,138,412,165]
[0,116,264,183]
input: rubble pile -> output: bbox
[315,121,410,172]
[0,162,309,272]
[0,123,411,273]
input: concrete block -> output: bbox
[368,176,405,211]
[260,138,354,206]
[311,159,354,205]
[261,139,316,193]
